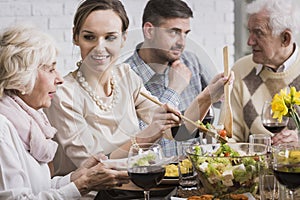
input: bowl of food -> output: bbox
[186,143,267,198]
[164,158,193,178]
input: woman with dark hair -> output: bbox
[44,0,181,177]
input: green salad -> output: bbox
[189,144,263,196]
[131,152,156,167]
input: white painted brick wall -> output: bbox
[0,0,234,76]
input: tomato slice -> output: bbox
[219,129,227,137]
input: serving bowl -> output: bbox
[186,143,267,197]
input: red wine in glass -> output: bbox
[128,166,165,190]
[273,167,300,190]
[127,143,165,200]
[261,101,289,134]
[273,144,300,200]
[263,122,287,133]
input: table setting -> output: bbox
[96,46,300,200]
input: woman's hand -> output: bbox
[71,155,129,195]
[272,129,299,146]
[137,104,181,142]
[206,71,234,103]
[150,103,181,131]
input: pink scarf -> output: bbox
[0,94,57,163]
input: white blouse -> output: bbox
[0,114,81,199]
[44,63,159,176]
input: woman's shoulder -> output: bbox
[58,72,79,92]
[53,72,82,102]
[0,114,15,139]
[115,63,141,80]
[62,72,78,86]
[114,63,143,93]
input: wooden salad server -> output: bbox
[219,46,233,138]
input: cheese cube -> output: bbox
[199,162,208,172]
[222,169,234,180]
[222,178,234,186]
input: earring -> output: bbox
[76,60,82,67]
[21,91,26,95]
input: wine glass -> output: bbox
[261,101,289,134]
[249,134,278,200]
[127,143,166,200]
[273,144,300,200]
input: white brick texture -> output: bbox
[0,0,234,76]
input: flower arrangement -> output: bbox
[271,86,300,130]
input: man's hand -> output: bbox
[168,60,192,94]
[272,129,299,145]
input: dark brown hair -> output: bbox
[73,0,129,41]
[142,0,193,27]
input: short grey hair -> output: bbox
[246,0,300,36]
[0,24,58,97]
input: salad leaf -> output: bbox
[133,151,156,167]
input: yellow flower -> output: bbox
[271,86,300,130]
[290,86,300,105]
[271,93,288,122]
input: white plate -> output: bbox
[101,156,177,171]
[101,158,128,170]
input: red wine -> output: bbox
[263,123,286,133]
[273,170,300,190]
[128,166,166,190]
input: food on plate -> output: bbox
[180,158,193,174]
[164,158,192,177]
[165,163,179,177]
[184,193,249,200]
[130,151,156,167]
[187,143,265,197]
[225,193,249,200]
[187,194,213,200]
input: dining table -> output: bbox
[94,180,178,200]
[94,179,278,200]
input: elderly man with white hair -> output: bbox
[231,0,300,144]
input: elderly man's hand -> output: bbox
[272,129,299,146]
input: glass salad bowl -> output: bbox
[186,143,267,198]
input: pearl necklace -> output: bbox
[76,70,120,111]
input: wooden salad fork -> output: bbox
[140,91,227,143]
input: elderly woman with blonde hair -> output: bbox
[0,24,129,199]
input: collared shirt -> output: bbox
[126,43,212,111]
[125,43,212,156]
[256,43,299,75]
